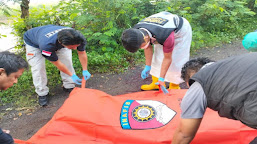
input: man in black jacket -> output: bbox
[172,53,257,143]
[0,51,28,144]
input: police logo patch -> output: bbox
[132,105,156,122]
[120,100,176,130]
[141,17,168,26]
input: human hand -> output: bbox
[155,77,169,94]
[141,65,151,79]
[82,70,91,80]
[71,74,82,85]
[3,129,10,134]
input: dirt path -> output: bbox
[0,40,248,141]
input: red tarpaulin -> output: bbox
[15,88,257,144]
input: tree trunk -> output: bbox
[20,0,31,29]
[20,0,29,18]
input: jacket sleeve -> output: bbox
[0,128,14,144]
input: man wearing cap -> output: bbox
[121,11,192,91]
[172,54,257,143]
[24,25,91,106]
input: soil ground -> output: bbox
[0,40,248,141]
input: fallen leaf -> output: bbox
[18,112,22,117]
[15,107,35,111]
[5,108,13,111]
[26,113,32,116]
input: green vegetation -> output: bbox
[0,0,256,107]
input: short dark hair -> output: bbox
[121,28,144,53]
[57,29,85,45]
[0,51,28,76]
[181,57,215,83]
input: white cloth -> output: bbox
[25,44,75,96]
[150,18,192,84]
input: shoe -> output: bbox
[141,76,166,91]
[169,83,180,89]
[38,95,48,106]
[63,87,74,93]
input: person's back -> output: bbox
[173,54,257,143]
[134,11,184,45]
[191,53,257,128]
[23,24,68,49]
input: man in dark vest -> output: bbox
[172,53,257,143]
[121,11,192,91]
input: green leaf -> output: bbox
[69,13,78,20]
[219,7,224,12]
[92,32,102,37]
[184,7,191,10]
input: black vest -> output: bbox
[134,12,183,45]
[191,53,257,129]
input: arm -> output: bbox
[172,118,202,144]
[173,82,207,144]
[51,60,73,76]
[78,50,91,80]
[159,30,174,79]
[160,51,172,78]
[144,44,153,66]
[77,51,88,70]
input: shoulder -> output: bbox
[181,82,207,119]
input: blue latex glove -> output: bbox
[71,74,82,85]
[141,65,151,79]
[83,70,91,80]
[155,77,169,94]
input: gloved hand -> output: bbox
[155,77,169,94]
[71,74,82,85]
[141,65,151,79]
[83,70,91,80]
